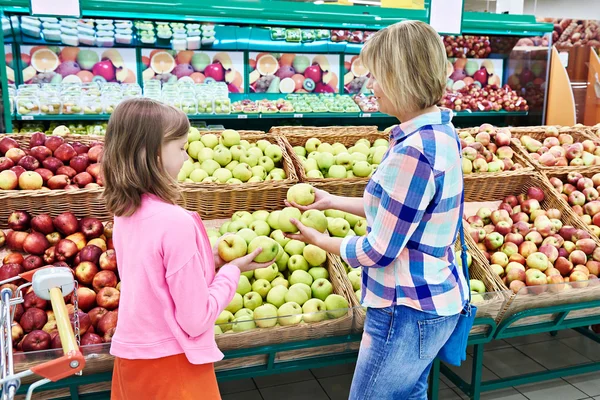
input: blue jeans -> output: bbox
[349,305,459,400]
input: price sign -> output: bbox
[429,0,464,35]
[237,114,248,119]
[31,0,81,17]
[294,114,304,118]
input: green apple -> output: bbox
[201,133,219,148]
[243,291,263,310]
[271,277,289,289]
[302,298,328,323]
[290,270,313,286]
[332,142,348,155]
[272,168,286,178]
[348,269,361,291]
[267,211,281,230]
[254,304,278,328]
[291,283,311,299]
[325,210,346,218]
[311,278,333,301]
[251,165,267,180]
[227,220,247,233]
[197,148,214,162]
[328,218,351,237]
[317,143,333,153]
[278,302,303,326]
[227,178,243,185]
[285,285,309,306]
[284,240,306,256]
[221,129,241,147]
[232,211,254,226]
[327,165,347,178]
[258,156,275,172]
[270,229,291,248]
[237,275,252,295]
[254,264,278,282]
[344,213,362,228]
[303,158,318,172]
[355,289,361,301]
[266,285,288,308]
[317,152,335,171]
[232,315,256,332]
[181,159,195,176]
[275,251,289,272]
[248,236,279,262]
[220,221,231,235]
[324,294,349,318]
[300,210,327,233]
[237,228,258,245]
[209,236,218,247]
[216,310,234,331]
[189,168,209,182]
[252,279,272,298]
[242,271,253,280]
[247,174,262,182]
[353,143,370,155]
[265,144,283,163]
[218,235,248,262]
[247,147,263,159]
[214,147,232,167]
[470,279,486,294]
[287,183,315,206]
[288,254,309,272]
[335,152,353,170]
[257,139,271,152]
[177,170,188,182]
[345,230,356,238]
[351,153,368,163]
[306,170,324,179]
[213,168,233,183]
[293,146,307,157]
[214,325,223,335]
[201,159,220,176]
[230,145,245,161]
[187,141,205,160]
[303,244,327,267]
[240,153,259,167]
[232,163,253,182]
[226,161,240,172]
[279,207,302,233]
[239,140,251,149]
[373,138,389,147]
[188,127,201,142]
[235,308,254,319]
[308,267,329,281]
[250,220,271,237]
[252,210,270,222]
[372,147,387,164]
[352,161,371,177]
[354,219,367,236]
[346,171,354,178]
[226,293,244,314]
[206,228,219,238]
[305,138,321,153]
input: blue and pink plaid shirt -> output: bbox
[340,109,468,316]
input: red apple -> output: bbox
[74,261,98,285]
[88,146,103,163]
[21,330,51,352]
[22,232,50,256]
[72,142,90,155]
[47,174,70,190]
[576,238,596,255]
[44,136,64,152]
[92,270,118,292]
[8,210,31,231]
[18,155,40,171]
[518,241,538,258]
[54,144,77,163]
[527,187,545,202]
[6,231,28,251]
[87,238,107,252]
[65,232,86,251]
[88,307,108,328]
[522,199,541,214]
[81,332,104,346]
[53,212,79,235]
[73,287,97,312]
[12,323,24,343]
[86,163,101,180]
[55,239,78,262]
[23,291,47,310]
[99,250,117,272]
[20,308,48,332]
[5,148,26,164]
[97,310,118,335]
[29,146,52,163]
[56,166,76,179]
[96,287,120,310]
[569,249,587,266]
[79,217,104,240]
[42,157,64,173]
[0,157,14,172]
[10,166,26,179]
[31,214,54,235]
[80,245,103,265]
[34,168,53,184]
[0,137,18,154]
[70,311,92,335]
[22,255,43,271]
[586,260,600,276]
[3,253,24,265]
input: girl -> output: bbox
[102,98,274,400]
[285,21,468,399]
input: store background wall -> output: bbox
[464,0,600,19]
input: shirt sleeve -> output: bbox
[340,145,436,269]
[162,214,240,338]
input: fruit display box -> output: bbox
[508,125,600,173]
[274,125,385,197]
[463,172,600,327]
[180,130,299,219]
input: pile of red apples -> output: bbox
[442,35,492,59]
[550,172,600,237]
[466,186,600,295]
[518,127,600,167]
[459,123,524,174]
[0,132,104,191]
[441,84,529,112]
[0,210,119,352]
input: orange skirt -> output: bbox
[111,354,221,400]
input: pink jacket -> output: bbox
[109,194,240,364]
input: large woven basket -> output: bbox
[215,254,354,351]
[508,126,600,174]
[276,130,389,197]
[463,172,600,327]
[0,133,105,148]
[180,131,299,220]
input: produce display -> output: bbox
[466,187,600,294]
[447,58,502,92]
[136,21,216,48]
[213,184,360,333]
[459,124,526,174]
[538,18,600,48]
[16,122,108,136]
[231,94,360,114]
[549,172,600,237]
[249,53,338,94]
[0,128,104,191]
[517,129,600,167]
[178,128,287,183]
[343,55,370,95]
[291,136,389,179]
[0,211,118,352]
[442,35,492,59]
[441,84,528,112]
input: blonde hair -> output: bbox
[102,98,189,217]
[360,20,447,113]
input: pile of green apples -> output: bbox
[178,128,287,184]
[211,184,366,334]
[292,137,389,179]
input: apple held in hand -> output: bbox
[218,235,248,262]
[287,184,315,206]
[247,236,278,262]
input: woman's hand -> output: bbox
[285,188,335,212]
[283,218,329,246]
[229,248,276,273]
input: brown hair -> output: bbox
[360,20,447,113]
[102,98,189,216]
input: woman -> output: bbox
[285,20,468,399]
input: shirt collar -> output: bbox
[390,108,454,141]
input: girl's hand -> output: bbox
[229,248,276,273]
[285,188,334,212]
[283,218,328,246]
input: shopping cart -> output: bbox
[0,267,85,400]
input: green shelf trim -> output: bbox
[461,12,553,36]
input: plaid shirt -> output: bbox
[340,109,468,316]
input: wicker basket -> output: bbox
[215,254,354,351]
[180,131,299,220]
[463,172,600,326]
[276,131,389,197]
[0,133,105,148]
[269,125,379,137]
[508,126,600,174]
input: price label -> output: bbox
[559,52,569,68]
[21,115,34,120]
[429,0,464,35]
[294,114,304,118]
[362,113,372,118]
[32,0,80,16]
[237,114,248,119]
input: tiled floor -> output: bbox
[218,329,600,399]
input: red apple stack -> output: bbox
[518,129,600,168]
[460,124,523,175]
